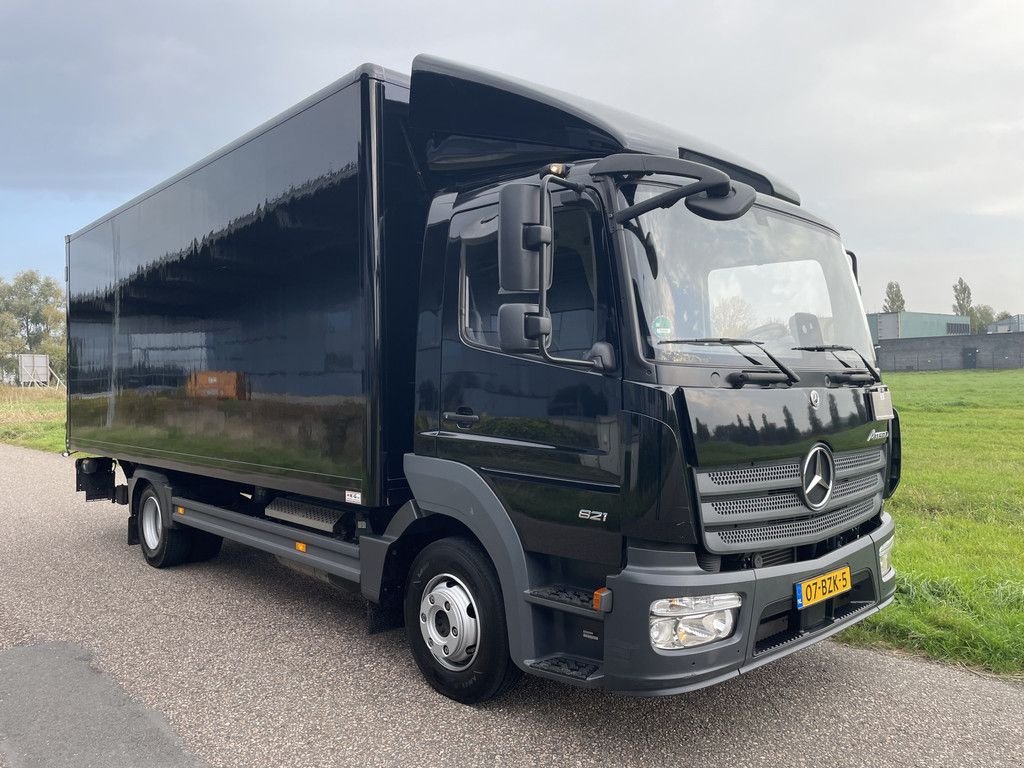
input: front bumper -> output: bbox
[601,512,896,695]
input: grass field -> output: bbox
[0,386,65,452]
[840,370,1024,675]
[2,372,1023,675]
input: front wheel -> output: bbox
[404,537,521,704]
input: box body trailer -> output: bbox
[69,56,899,703]
[68,66,420,507]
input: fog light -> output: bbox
[878,537,895,581]
[649,594,742,650]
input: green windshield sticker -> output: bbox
[651,315,673,338]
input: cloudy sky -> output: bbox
[1,0,1021,313]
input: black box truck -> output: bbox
[68,55,899,703]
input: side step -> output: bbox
[528,655,602,684]
[265,497,345,533]
[171,497,360,584]
[525,585,603,619]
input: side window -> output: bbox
[459,206,601,359]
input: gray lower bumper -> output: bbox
[601,513,896,696]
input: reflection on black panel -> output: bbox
[68,82,369,492]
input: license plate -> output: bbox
[795,565,851,610]
[867,387,894,420]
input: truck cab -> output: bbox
[392,58,898,696]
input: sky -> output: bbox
[1,0,1021,314]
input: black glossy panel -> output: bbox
[68,82,370,499]
[684,385,887,467]
[435,199,625,565]
[379,81,428,498]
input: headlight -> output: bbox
[649,593,742,650]
[878,537,895,581]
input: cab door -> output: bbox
[436,194,624,565]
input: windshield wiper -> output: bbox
[792,344,880,382]
[658,337,800,385]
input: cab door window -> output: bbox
[459,205,606,360]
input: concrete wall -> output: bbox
[878,332,1024,371]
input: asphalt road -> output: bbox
[0,443,1021,768]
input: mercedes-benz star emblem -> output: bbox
[800,443,835,511]
[809,390,821,409]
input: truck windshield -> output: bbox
[618,179,875,369]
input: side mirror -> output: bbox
[684,181,756,221]
[498,303,550,353]
[498,183,552,292]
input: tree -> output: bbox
[712,296,756,337]
[970,304,995,334]
[882,281,906,313]
[952,277,973,316]
[995,310,1013,322]
[0,307,19,380]
[0,270,66,382]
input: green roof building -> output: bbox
[866,311,971,343]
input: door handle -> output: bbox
[443,410,480,429]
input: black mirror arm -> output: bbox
[613,178,728,224]
[532,173,600,371]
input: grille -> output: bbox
[835,448,884,474]
[696,446,887,553]
[710,497,877,550]
[711,491,801,517]
[759,548,795,567]
[832,473,879,502]
[706,462,799,488]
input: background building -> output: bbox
[987,314,1024,334]
[866,311,970,343]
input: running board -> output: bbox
[525,585,603,620]
[170,497,361,584]
[265,497,345,533]
[527,655,603,686]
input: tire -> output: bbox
[190,530,224,562]
[404,537,522,704]
[136,484,194,568]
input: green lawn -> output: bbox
[0,386,65,452]
[3,372,1023,675]
[840,370,1024,675]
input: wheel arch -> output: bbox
[360,455,537,668]
[128,468,177,528]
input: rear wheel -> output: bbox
[136,485,194,568]
[404,537,521,704]
[190,530,224,562]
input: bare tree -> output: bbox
[712,296,756,337]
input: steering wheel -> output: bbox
[745,322,792,342]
